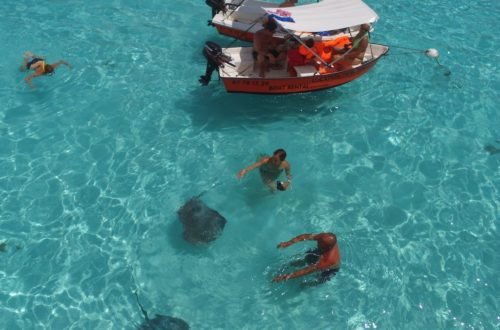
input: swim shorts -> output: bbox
[26,58,43,70]
[304,249,339,283]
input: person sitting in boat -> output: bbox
[298,38,339,73]
[280,0,297,8]
[298,38,319,64]
[332,24,371,70]
[20,51,71,88]
[253,19,286,78]
[286,39,305,76]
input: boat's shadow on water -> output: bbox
[177,85,348,131]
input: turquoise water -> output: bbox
[1,0,499,328]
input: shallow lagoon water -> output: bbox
[0,0,499,329]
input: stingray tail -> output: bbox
[196,180,222,199]
[134,291,149,321]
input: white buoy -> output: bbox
[425,48,439,58]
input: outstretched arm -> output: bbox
[276,234,315,248]
[273,264,318,282]
[24,72,43,87]
[237,157,269,179]
[51,60,72,69]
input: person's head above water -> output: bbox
[271,149,287,165]
[44,64,54,74]
[317,233,337,251]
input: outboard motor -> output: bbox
[206,0,227,18]
[199,41,234,86]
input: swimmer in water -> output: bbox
[236,148,292,192]
[273,233,341,284]
[20,51,71,88]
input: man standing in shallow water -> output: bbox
[237,148,292,192]
[273,233,341,283]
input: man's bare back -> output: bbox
[273,233,341,282]
[252,19,282,77]
[253,28,273,54]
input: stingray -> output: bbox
[137,314,189,330]
[484,143,500,155]
[177,197,227,244]
[135,293,189,330]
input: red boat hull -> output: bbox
[215,24,254,42]
[221,57,382,94]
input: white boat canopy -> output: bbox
[262,0,378,33]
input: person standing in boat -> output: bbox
[237,149,292,192]
[20,51,71,88]
[253,19,286,78]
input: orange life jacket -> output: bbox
[298,43,318,61]
[323,35,351,49]
[316,36,353,73]
[299,36,352,64]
